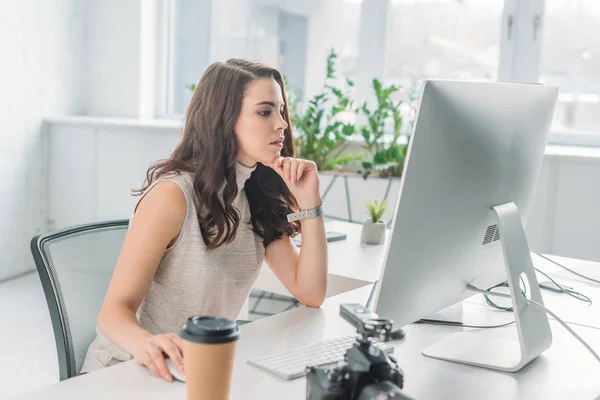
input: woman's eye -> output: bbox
[259,110,271,117]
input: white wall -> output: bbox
[0,0,87,281]
[45,119,183,230]
[551,157,600,261]
[84,0,141,117]
[43,119,600,265]
[0,0,86,280]
[0,0,145,280]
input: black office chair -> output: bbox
[30,220,129,380]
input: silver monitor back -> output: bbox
[373,80,558,329]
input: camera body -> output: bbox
[306,304,410,400]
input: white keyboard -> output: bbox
[247,335,395,380]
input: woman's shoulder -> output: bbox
[158,170,194,186]
[159,170,197,203]
[134,171,194,214]
[135,177,187,212]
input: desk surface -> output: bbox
[13,222,600,399]
[255,221,600,330]
[253,220,388,296]
[16,277,600,400]
[255,220,600,295]
[466,253,600,330]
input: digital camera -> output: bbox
[306,303,413,400]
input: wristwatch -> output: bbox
[287,204,324,222]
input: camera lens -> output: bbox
[358,381,412,400]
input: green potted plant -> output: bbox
[357,79,409,179]
[290,49,360,171]
[361,200,387,245]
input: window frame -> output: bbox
[152,0,600,146]
[500,0,600,146]
[153,0,188,120]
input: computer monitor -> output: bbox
[372,80,559,372]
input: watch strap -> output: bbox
[287,204,324,222]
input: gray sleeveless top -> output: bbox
[80,162,264,372]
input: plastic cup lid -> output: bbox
[180,316,240,344]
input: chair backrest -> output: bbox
[30,220,129,380]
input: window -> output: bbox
[161,0,212,117]
[540,0,600,136]
[334,0,363,79]
[161,0,363,116]
[157,0,600,145]
[385,0,505,90]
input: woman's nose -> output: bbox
[276,115,288,131]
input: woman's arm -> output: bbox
[97,181,187,381]
[264,157,328,307]
[264,207,327,307]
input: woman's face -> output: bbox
[235,77,288,167]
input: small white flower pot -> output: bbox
[361,221,386,245]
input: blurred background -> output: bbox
[2,1,600,396]
[3,0,600,285]
[3,0,600,283]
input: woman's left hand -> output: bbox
[268,157,322,209]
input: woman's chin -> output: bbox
[262,153,281,165]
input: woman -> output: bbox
[80,59,328,381]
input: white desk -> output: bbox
[465,254,600,330]
[15,284,600,400]
[253,220,387,298]
[14,221,600,399]
[256,220,600,329]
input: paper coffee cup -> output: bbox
[180,316,240,400]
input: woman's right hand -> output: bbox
[132,333,185,382]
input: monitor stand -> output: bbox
[422,202,552,372]
[420,302,463,325]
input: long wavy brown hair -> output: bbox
[134,59,300,249]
